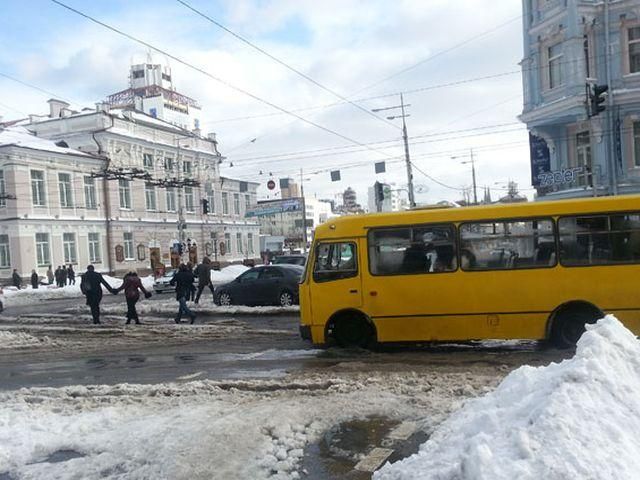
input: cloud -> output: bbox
[0,0,532,205]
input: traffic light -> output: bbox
[202,198,209,214]
[374,181,385,203]
[177,243,183,255]
[589,84,608,117]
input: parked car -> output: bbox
[214,265,304,306]
[272,255,307,266]
[153,269,199,294]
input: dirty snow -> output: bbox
[375,315,640,480]
[0,330,55,349]
[97,297,298,316]
[0,370,494,480]
[2,275,154,308]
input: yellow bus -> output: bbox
[299,194,640,349]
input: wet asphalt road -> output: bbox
[0,293,572,391]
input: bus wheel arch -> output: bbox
[326,309,377,348]
[547,300,603,349]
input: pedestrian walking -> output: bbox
[47,265,54,285]
[194,257,215,304]
[186,262,197,301]
[169,263,197,324]
[55,266,63,287]
[113,271,151,325]
[30,270,39,289]
[11,269,22,289]
[80,265,115,324]
[67,265,76,285]
[61,266,68,287]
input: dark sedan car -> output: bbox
[214,265,304,307]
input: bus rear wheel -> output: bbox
[550,304,602,349]
[331,313,374,348]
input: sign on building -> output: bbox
[529,133,551,187]
[245,198,303,217]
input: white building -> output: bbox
[0,126,107,279]
[249,197,334,252]
[1,67,261,277]
[21,102,260,275]
[367,183,408,212]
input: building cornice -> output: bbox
[519,95,586,125]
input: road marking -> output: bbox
[388,421,417,440]
[177,371,206,380]
[354,448,394,472]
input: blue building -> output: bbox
[520,0,640,199]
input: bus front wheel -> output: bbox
[330,313,374,348]
[550,303,602,349]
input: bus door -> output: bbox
[309,240,362,324]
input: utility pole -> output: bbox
[372,94,416,207]
[400,94,415,208]
[453,149,478,205]
[176,142,186,256]
[470,149,478,205]
[300,168,308,253]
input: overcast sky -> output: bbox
[0,0,530,206]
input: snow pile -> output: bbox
[375,315,640,480]
[0,330,53,349]
[96,297,299,316]
[2,275,154,307]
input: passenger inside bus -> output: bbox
[402,242,428,273]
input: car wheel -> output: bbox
[218,292,232,306]
[279,290,294,307]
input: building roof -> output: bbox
[0,126,95,157]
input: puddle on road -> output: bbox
[42,449,86,463]
[301,416,430,479]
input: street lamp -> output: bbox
[452,149,477,205]
[372,94,416,208]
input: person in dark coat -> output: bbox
[114,271,151,325]
[169,263,197,324]
[61,266,68,287]
[194,257,214,304]
[11,269,22,289]
[30,270,39,289]
[80,265,115,324]
[67,265,76,285]
[55,266,63,287]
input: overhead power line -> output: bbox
[0,72,80,108]
[176,0,400,131]
[351,15,522,95]
[50,0,397,162]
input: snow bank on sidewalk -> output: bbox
[2,275,154,307]
[98,297,299,316]
[375,315,640,480]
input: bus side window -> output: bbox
[369,224,456,275]
[559,213,640,266]
[460,218,555,270]
[313,242,358,282]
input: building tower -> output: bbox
[105,61,202,131]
